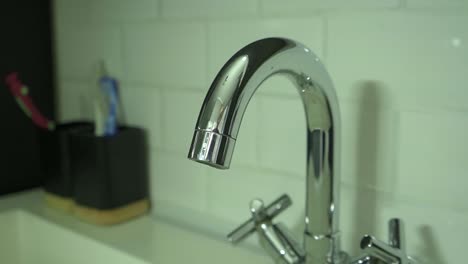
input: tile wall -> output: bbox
[54,0,468,262]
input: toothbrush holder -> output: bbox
[37,121,94,212]
[69,126,149,225]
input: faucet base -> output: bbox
[305,251,349,264]
[304,230,346,264]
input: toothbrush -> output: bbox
[5,72,55,130]
[99,75,119,136]
[95,62,119,136]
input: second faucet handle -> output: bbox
[360,218,411,264]
[227,194,292,243]
[227,194,305,264]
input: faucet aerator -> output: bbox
[188,129,236,170]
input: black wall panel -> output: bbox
[0,1,55,195]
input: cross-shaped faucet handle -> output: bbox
[357,218,413,264]
[227,194,292,243]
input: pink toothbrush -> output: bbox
[5,72,55,130]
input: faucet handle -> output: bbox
[227,194,291,243]
[359,218,411,264]
[388,218,405,250]
[228,194,304,264]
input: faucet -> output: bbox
[187,38,413,264]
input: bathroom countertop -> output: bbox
[0,189,271,264]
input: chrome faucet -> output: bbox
[187,38,413,264]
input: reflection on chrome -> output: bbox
[187,38,414,264]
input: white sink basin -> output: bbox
[0,190,272,264]
[0,210,148,264]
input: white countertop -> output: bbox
[0,189,271,264]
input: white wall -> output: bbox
[54,0,468,263]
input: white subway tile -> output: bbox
[396,110,468,210]
[208,18,323,96]
[151,150,208,212]
[407,0,468,9]
[54,0,93,25]
[257,94,307,177]
[54,0,158,24]
[56,24,123,80]
[161,0,258,19]
[261,0,400,16]
[328,13,468,111]
[119,84,163,148]
[206,167,305,235]
[97,0,158,21]
[56,81,94,122]
[339,100,399,191]
[231,95,260,167]
[161,89,206,154]
[90,0,159,21]
[124,22,207,88]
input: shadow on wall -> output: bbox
[413,225,446,264]
[350,80,388,251]
[350,82,446,264]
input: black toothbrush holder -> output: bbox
[69,126,149,225]
[37,121,94,212]
[37,123,149,225]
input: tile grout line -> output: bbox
[119,21,128,86]
[400,0,408,9]
[156,0,164,18]
[204,20,211,90]
[257,0,264,18]
[254,97,262,169]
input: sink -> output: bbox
[0,210,148,264]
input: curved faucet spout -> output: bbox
[188,38,344,263]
